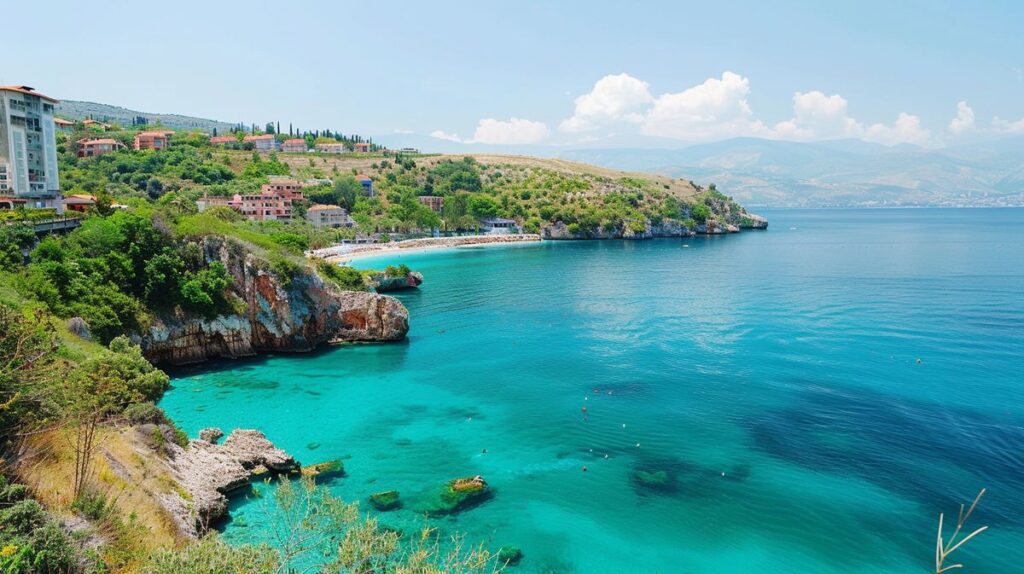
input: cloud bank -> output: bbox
[430,73,1024,147]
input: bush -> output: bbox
[142,534,277,574]
[72,488,111,521]
[316,261,366,291]
[123,402,169,425]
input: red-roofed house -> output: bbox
[281,139,307,153]
[134,131,171,151]
[353,142,370,153]
[54,117,75,132]
[243,134,279,151]
[305,204,354,228]
[77,138,125,158]
[210,135,237,146]
[315,142,346,154]
[63,194,96,212]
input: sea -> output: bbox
[160,208,1024,574]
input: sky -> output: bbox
[6,0,1024,148]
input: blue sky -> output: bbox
[6,0,1023,147]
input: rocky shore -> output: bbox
[159,428,299,538]
[139,237,409,365]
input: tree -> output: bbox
[0,225,35,271]
[0,305,61,435]
[61,337,169,498]
[467,195,499,219]
[690,203,711,224]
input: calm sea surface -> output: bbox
[161,208,1024,573]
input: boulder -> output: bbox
[199,427,223,444]
[159,429,299,537]
[497,546,524,567]
[416,476,492,516]
[368,490,401,511]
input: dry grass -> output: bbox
[16,425,188,571]
[231,150,701,200]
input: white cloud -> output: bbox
[470,117,549,144]
[430,130,463,142]
[864,113,932,146]
[948,101,975,134]
[559,73,654,133]
[992,116,1024,133]
[430,117,550,145]
[774,91,862,140]
[641,72,768,140]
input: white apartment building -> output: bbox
[0,86,62,211]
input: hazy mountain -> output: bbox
[56,100,238,133]
[558,137,1024,208]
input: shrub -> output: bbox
[316,261,366,291]
[123,402,169,425]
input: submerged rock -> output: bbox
[301,459,346,481]
[630,468,676,494]
[368,490,401,511]
[497,546,524,567]
[417,476,492,516]
[159,429,299,537]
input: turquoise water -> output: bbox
[161,208,1024,573]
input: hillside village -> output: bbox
[2,84,764,252]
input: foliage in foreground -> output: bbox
[144,478,502,574]
[0,476,81,574]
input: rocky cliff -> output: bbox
[541,219,697,240]
[139,237,408,365]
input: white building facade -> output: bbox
[0,86,62,211]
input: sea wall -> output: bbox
[139,237,408,365]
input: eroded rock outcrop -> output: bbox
[139,237,408,365]
[370,271,424,292]
[160,429,298,537]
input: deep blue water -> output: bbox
[162,208,1024,573]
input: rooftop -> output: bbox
[307,204,345,212]
[0,85,59,103]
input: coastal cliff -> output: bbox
[139,237,409,365]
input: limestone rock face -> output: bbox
[542,219,695,240]
[370,271,424,292]
[139,237,409,365]
[160,429,299,537]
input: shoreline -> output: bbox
[312,234,543,264]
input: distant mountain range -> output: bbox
[556,138,1024,208]
[55,100,238,133]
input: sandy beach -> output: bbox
[311,234,543,264]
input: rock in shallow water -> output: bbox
[159,429,299,537]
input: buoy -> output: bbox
[582,466,588,472]
[636,443,640,448]
[622,423,626,428]
[581,406,587,413]
[604,454,608,459]
[916,358,922,364]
